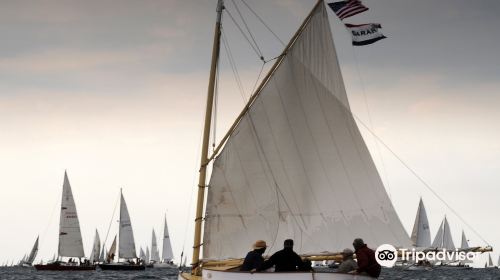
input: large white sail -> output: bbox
[431,217,455,250]
[118,191,137,259]
[26,236,39,265]
[410,198,431,248]
[151,229,160,262]
[58,171,85,257]
[162,216,174,262]
[203,2,411,260]
[89,229,101,263]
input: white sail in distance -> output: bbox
[460,230,469,249]
[139,247,146,260]
[99,246,105,262]
[162,215,174,262]
[146,246,150,263]
[26,236,39,265]
[118,191,137,259]
[410,198,431,248]
[151,229,160,262]
[58,171,85,257]
[107,235,117,262]
[203,2,411,259]
[89,229,101,263]
[431,217,455,250]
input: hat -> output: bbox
[342,248,354,256]
[353,238,365,249]
[284,239,294,248]
[253,240,267,249]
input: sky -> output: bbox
[0,0,499,268]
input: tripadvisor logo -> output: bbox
[375,244,398,267]
[375,244,477,267]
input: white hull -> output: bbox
[179,269,375,280]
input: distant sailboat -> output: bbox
[35,171,95,271]
[89,230,101,264]
[98,189,145,270]
[411,198,431,248]
[21,236,39,267]
[150,229,160,264]
[154,215,176,268]
[484,253,495,268]
[432,216,455,250]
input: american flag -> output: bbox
[328,0,369,20]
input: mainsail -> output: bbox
[89,229,101,263]
[26,236,39,265]
[118,191,137,259]
[151,229,160,262]
[146,246,150,263]
[99,246,105,262]
[410,198,431,248]
[139,247,146,260]
[431,217,455,250]
[162,216,174,262]
[58,171,85,257]
[203,2,411,259]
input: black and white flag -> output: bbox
[345,23,386,46]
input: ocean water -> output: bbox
[0,267,499,280]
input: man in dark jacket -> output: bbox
[240,240,267,271]
[352,238,381,277]
[259,239,310,272]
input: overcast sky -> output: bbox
[0,0,499,267]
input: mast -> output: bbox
[191,0,224,274]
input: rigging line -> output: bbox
[39,196,59,259]
[240,0,285,46]
[349,112,491,246]
[231,0,264,61]
[251,62,266,96]
[351,47,392,200]
[102,192,120,248]
[221,30,248,101]
[212,52,220,151]
[225,9,262,60]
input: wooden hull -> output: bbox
[98,263,145,270]
[34,264,96,271]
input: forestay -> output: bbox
[118,193,137,259]
[410,199,431,248]
[58,172,85,257]
[203,2,411,260]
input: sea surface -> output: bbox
[0,267,499,280]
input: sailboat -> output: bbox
[180,1,412,279]
[89,230,101,264]
[153,215,176,268]
[98,189,145,270]
[35,171,95,271]
[403,199,432,271]
[20,236,39,267]
[484,253,495,269]
[150,229,161,265]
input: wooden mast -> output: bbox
[191,0,224,275]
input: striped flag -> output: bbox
[345,23,386,46]
[328,0,369,20]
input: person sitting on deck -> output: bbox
[351,238,381,277]
[336,248,358,273]
[240,240,267,271]
[259,239,310,272]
